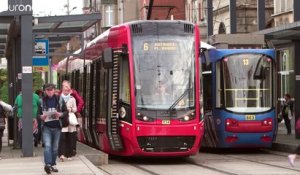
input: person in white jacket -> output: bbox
[0,100,13,160]
[58,85,77,161]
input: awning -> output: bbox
[0,13,101,59]
[256,21,300,40]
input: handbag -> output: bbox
[69,112,78,125]
[277,113,283,123]
[288,108,293,120]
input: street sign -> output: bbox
[33,39,49,72]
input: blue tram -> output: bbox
[200,47,276,148]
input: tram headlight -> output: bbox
[119,107,126,119]
[179,111,196,122]
[137,112,155,122]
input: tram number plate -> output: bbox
[162,120,171,125]
[245,115,255,120]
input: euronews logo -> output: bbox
[8,0,32,12]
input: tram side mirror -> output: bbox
[103,48,113,69]
[254,66,266,80]
[200,48,210,65]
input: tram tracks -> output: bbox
[99,150,300,175]
[218,150,300,173]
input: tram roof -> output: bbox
[0,13,101,58]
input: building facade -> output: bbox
[139,0,185,20]
[269,0,295,111]
[210,0,274,34]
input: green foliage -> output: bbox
[0,70,44,103]
[33,72,44,91]
[0,69,8,102]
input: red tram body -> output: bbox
[58,20,204,156]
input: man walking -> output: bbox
[40,84,68,174]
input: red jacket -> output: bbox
[70,89,84,113]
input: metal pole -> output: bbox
[294,0,300,21]
[207,0,213,36]
[257,0,265,30]
[49,57,52,83]
[229,0,237,34]
[21,14,33,157]
[147,0,154,20]
[295,41,300,139]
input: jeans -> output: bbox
[42,126,61,166]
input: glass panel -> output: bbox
[278,48,294,101]
[120,56,130,104]
[133,35,195,110]
[105,5,115,27]
[217,54,274,113]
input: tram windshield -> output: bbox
[216,53,274,113]
[133,35,195,110]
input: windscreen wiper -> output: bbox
[167,88,190,111]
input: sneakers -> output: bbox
[288,154,296,167]
[44,165,51,174]
[44,165,59,174]
[50,166,59,173]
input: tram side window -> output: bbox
[215,62,224,108]
[120,56,130,104]
[99,63,108,120]
[202,63,212,112]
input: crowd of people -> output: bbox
[0,83,299,172]
[0,80,84,174]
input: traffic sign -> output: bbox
[33,39,49,71]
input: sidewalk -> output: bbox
[272,120,300,153]
[0,142,108,175]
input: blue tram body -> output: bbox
[201,48,276,148]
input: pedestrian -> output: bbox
[14,91,40,148]
[0,99,13,160]
[35,89,44,147]
[58,85,78,161]
[280,93,294,135]
[40,83,69,174]
[62,80,84,156]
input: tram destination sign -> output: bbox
[143,41,178,51]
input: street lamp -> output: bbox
[64,0,77,15]
[69,6,77,14]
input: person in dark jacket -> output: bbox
[40,84,68,174]
[281,94,294,135]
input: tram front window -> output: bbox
[133,35,195,110]
[217,54,274,113]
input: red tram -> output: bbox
[58,20,204,156]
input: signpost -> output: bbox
[33,39,49,72]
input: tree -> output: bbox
[0,70,44,103]
[0,69,8,102]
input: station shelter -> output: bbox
[0,0,101,156]
[258,20,300,139]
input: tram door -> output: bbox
[82,65,93,146]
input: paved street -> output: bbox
[99,150,300,175]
